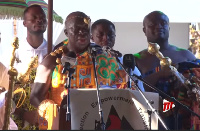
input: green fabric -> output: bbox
[0,6,24,19]
[0,0,63,24]
[0,2,27,7]
[25,0,63,24]
[133,53,141,59]
[26,0,46,4]
[43,8,63,24]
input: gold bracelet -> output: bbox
[50,45,66,65]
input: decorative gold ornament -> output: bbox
[9,37,19,75]
[56,58,62,64]
[17,55,38,84]
[6,37,39,130]
[50,52,56,56]
[3,37,19,130]
[12,68,38,130]
[84,17,91,25]
[55,48,63,54]
[147,42,200,100]
[13,88,26,108]
[148,42,172,67]
[67,15,91,28]
[50,44,66,64]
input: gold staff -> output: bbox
[3,37,19,130]
[3,37,39,130]
[148,42,200,102]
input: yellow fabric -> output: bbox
[47,104,59,130]
[38,99,59,130]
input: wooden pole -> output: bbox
[47,0,53,54]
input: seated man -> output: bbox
[30,11,127,130]
[91,19,144,91]
[134,10,198,130]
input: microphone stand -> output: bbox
[90,48,105,130]
[127,68,132,88]
[114,56,169,130]
[131,74,200,130]
[135,79,153,130]
[62,62,75,129]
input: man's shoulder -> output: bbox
[170,45,190,53]
[53,42,64,51]
[133,49,148,60]
[53,39,68,51]
[167,45,196,62]
[173,46,195,58]
[40,54,57,70]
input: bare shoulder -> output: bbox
[35,54,57,78]
[133,49,156,74]
[134,49,149,61]
[175,46,196,61]
[34,54,57,83]
[40,54,57,70]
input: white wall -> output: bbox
[55,22,189,55]
[114,22,189,54]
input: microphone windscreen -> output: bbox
[88,43,103,53]
[61,51,76,66]
[102,46,122,57]
[123,54,135,70]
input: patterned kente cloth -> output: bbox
[38,41,132,130]
[50,45,127,106]
[143,65,162,77]
[143,59,200,130]
[11,69,38,130]
[177,59,200,130]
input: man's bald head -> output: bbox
[63,11,91,54]
[142,10,170,43]
[65,11,90,28]
[143,11,169,27]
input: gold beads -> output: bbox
[56,58,62,64]
[50,45,66,64]
[50,52,56,56]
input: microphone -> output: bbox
[123,54,135,70]
[61,51,76,74]
[102,46,122,57]
[88,43,103,54]
[123,54,135,88]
